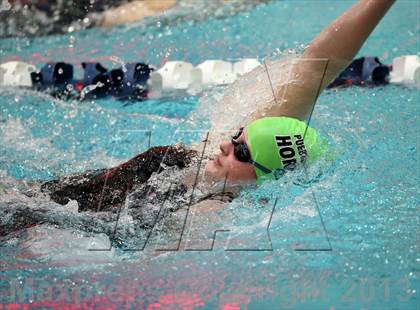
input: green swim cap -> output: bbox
[245,116,328,181]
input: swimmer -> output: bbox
[37,0,395,235]
[96,0,176,28]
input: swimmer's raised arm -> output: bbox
[263,0,396,121]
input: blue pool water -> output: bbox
[1,1,419,309]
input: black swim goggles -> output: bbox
[231,127,272,174]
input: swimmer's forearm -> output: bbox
[252,0,396,121]
[265,0,395,120]
[305,0,395,64]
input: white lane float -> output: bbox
[389,55,420,86]
[0,61,36,87]
[196,60,236,86]
[233,58,261,76]
[151,61,199,91]
[148,58,261,92]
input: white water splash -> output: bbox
[80,81,105,100]
[188,55,299,152]
[0,0,11,12]
[23,226,117,263]
[109,55,128,73]
[0,117,121,178]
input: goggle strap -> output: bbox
[251,160,272,174]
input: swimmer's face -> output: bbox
[205,128,257,182]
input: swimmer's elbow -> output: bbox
[303,42,352,66]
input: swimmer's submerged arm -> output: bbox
[264,0,396,121]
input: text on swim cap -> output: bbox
[294,134,308,161]
[275,135,308,169]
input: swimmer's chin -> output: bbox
[204,160,219,179]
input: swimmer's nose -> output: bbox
[219,141,232,156]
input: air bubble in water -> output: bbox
[80,82,104,100]
[69,35,76,48]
